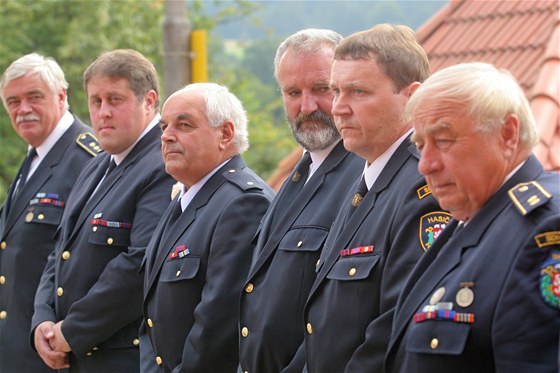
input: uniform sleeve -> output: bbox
[493,213,560,372]
[281,340,307,373]
[30,247,58,348]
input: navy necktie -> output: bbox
[343,175,368,224]
[162,199,183,239]
[90,158,117,199]
[106,159,117,176]
[351,176,368,209]
[14,147,37,198]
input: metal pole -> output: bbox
[163,0,191,100]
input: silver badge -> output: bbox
[430,287,445,305]
[456,282,475,308]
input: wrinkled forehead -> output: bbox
[411,99,469,126]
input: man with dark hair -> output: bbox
[32,49,175,372]
[292,24,447,372]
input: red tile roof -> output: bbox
[267,0,560,190]
[417,0,560,171]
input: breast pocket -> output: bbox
[160,256,200,283]
[407,321,470,355]
[278,226,328,253]
[326,254,380,281]
[25,204,64,226]
[88,225,131,248]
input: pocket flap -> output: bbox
[25,204,64,226]
[326,254,380,280]
[160,256,200,283]
[88,225,131,247]
[279,226,328,252]
[407,321,470,355]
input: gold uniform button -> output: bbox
[92,226,98,232]
[133,338,140,346]
[107,238,113,245]
[38,214,45,220]
[0,311,6,319]
[0,276,5,285]
[349,267,357,276]
[176,270,181,277]
[430,338,439,349]
[25,212,34,222]
[297,240,303,247]
[156,356,163,365]
[306,323,313,334]
[92,346,99,351]
[86,352,93,356]
[1,241,7,250]
[62,251,71,260]
[241,327,249,337]
[316,259,320,267]
[57,287,64,297]
[245,283,254,293]
[147,318,153,328]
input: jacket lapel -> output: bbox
[68,125,162,244]
[308,140,414,296]
[249,143,351,277]
[146,156,242,290]
[4,122,81,231]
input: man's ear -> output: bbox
[403,81,422,98]
[143,89,158,113]
[218,120,235,150]
[501,113,520,158]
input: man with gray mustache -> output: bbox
[238,29,363,373]
[0,53,99,372]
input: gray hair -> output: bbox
[0,53,69,109]
[273,28,343,83]
[405,62,539,150]
[181,82,249,153]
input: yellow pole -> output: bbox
[191,30,208,82]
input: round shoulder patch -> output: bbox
[540,252,560,309]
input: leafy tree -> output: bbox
[0,0,293,202]
[0,0,165,201]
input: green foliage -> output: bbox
[243,36,283,86]
[0,0,294,202]
[188,0,261,30]
[0,0,166,202]
[210,59,295,180]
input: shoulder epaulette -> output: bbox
[508,181,552,216]
[417,184,432,200]
[76,132,103,157]
[223,168,263,191]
